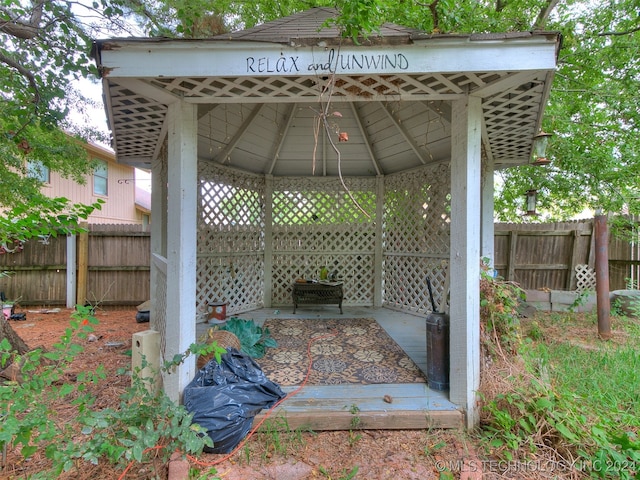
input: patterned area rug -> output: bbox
[257,318,427,387]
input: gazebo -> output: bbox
[92,7,560,429]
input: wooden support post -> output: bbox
[449,96,482,429]
[163,101,198,402]
[76,222,89,307]
[264,175,274,308]
[594,214,611,339]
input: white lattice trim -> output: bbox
[575,264,596,293]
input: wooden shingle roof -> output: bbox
[213,7,421,44]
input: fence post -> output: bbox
[66,234,77,308]
[76,222,89,306]
[566,229,581,290]
[507,231,518,282]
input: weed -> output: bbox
[568,289,593,313]
[0,305,219,477]
[524,319,543,341]
[348,403,361,429]
[243,415,312,463]
[347,430,362,446]
[479,259,524,357]
[318,465,359,479]
[480,310,640,478]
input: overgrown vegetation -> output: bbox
[0,305,224,478]
[478,269,640,479]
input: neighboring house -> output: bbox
[32,140,151,226]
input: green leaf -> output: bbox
[553,422,578,442]
[21,445,38,458]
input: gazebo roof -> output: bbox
[93,7,561,174]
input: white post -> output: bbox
[373,175,384,307]
[66,234,77,308]
[481,156,495,268]
[264,175,274,308]
[449,95,482,429]
[163,100,198,402]
[150,150,167,331]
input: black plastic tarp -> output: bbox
[184,348,286,454]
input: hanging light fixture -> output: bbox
[524,189,538,216]
[531,131,553,166]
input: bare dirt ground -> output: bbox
[2,307,485,480]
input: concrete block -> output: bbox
[550,290,579,305]
[525,290,550,303]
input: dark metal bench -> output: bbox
[292,282,344,314]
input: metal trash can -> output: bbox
[426,311,450,391]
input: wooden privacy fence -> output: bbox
[0,224,150,307]
[494,217,639,291]
[0,219,638,306]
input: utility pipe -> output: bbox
[594,213,612,339]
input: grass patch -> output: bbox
[480,310,640,478]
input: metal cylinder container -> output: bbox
[426,312,450,391]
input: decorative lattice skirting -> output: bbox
[575,264,596,292]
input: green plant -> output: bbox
[480,313,640,478]
[318,465,359,480]
[568,289,593,313]
[0,305,221,477]
[627,296,640,318]
[347,403,361,429]
[1,305,103,464]
[479,259,525,356]
[219,317,277,358]
[255,415,310,461]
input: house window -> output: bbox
[94,160,108,196]
[27,161,50,183]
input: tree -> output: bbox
[0,0,124,243]
[2,0,639,228]
[184,0,640,223]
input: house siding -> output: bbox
[39,141,148,225]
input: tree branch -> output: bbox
[533,0,560,30]
[598,26,640,36]
[0,1,44,39]
[416,0,440,32]
[0,51,41,106]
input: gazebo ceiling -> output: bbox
[93,7,561,174]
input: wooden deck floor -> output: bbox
[197,306,463,430]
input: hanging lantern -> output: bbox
[531,131,552,166]
[524,189,538,216]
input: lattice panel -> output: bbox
[384,163,451,255]
[197,164,265,314]
[198,164,265,231]
[108,69,546,168]
[151,72,505,102]
[482,74,547,165]
[196,253,264,315]
[107,83,168,163]
[575,264,597,293]
[382,163,451,314]
[271,252,374,306]
[384,256,449,315]
[271,177,377,306]
[154,267,168,358]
